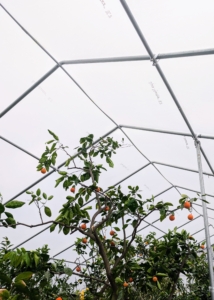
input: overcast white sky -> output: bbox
[1,0,214,264]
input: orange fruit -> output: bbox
[82,238,87,244]
[152,276,158,282]
[169,215,175,221]
[56,297,62,300]
[188,214,194,220]
[110,241,115,247]
[76,266,81,272]
[41,167,46,174]
[110,230,115,236]
[145,241,149,245]
[80,223,87,230]
[128,278,133,282]
[200,244,205,249]
[95,187,101,192]
[123,282,129,287]
[105,206,110,211]
[184,201,191,209]
[188,236,193,239]
[70,187,75,193]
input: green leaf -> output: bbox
[64,267,73,276]
[202,199,210,204]
[0,203,5,213]
[26,190,32,195]
[55,176,64,187]
[44,206,52,217]
[80,173,90,182]
[40,278,48,288]
[63,226,70,235]
[106,156,114,168]
[48,195,54,200]
[78,197,83,207]
[122,224,128,230]
[48,129,59,141]
[83,206,92,210]
[132,219,138,228]
[6,217,16,227]
[0,274,12,285]
[23,253,31,267]
[46,139,55,144]
[15,272,33,282]
[113,227,120,232]
[34,253,40,267]
[50,223,57,232]
[80,137,85,144]
[157,280,161,290]
[5,201,25,209]
[36,189,41,196]
[156,273,168,277]
[125,198,138,213]
[58,171,68,175]
[4,212,13,218]
[42,193,47,200]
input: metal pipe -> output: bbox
[175,185,214,198]
[195,140,214,298]
[153,161,214,177]
[61,49,214,65]
[119,0,194,139]
[157,215,202,241]
[0,135,40,161]
[0,65,58,118]
[12,226,50,250]
[200,146,214,174]
[52,243,75,258]
[119,0,214,178]
[120,124,214,140]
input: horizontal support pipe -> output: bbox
[175,185,214,198]
[153,161,214,177]
[1,53,214,119]
[120,124,214,140]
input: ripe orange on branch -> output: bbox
[169,215,175,221]
[152,276,158,282]
[95,187,101,192]
[80,223,87,230]
[76,266,81,272]
[70,187,75,193]
[41,167,46,174]
[200,244,205,249]
[56,297,62,300]
[184,201,191,209]
[82,238,87,244]
[123,282,129,287]
[110,230,115,236]
[128,278,133,282]
[188,214,194,220]
[105,206,110,211]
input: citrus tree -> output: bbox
[0,131,207,299]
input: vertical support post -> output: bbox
[195,140,214,299]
